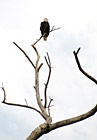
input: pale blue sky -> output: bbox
[0,0,97,140]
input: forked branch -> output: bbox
[1,84,45,119]
[50,26,61,33]
[73,48,97,84]
[31,45,52,123]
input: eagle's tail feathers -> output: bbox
[43,36,47,41]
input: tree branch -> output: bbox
[49,104,97,131]
[44,53,52,108]
[73,48,97,84]
[31,26,61,46]
[1,84,45,119]
[24,98,28,106]
[38,63,43,72]
[31,46,52,123]
[31,36,43,46]
[1,83,6,102]
[50,26,61,33]
[13,42,35,69]
[48,97,53,116]
[3,101,46,119]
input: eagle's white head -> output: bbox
[44,18,48,22]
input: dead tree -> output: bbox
[1,29,97,140]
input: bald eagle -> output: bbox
[40,18,50,41]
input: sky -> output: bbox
[0,0,97,140]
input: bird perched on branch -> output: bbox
[40,18,50,41]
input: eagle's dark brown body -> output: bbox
[40,18,50,41]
